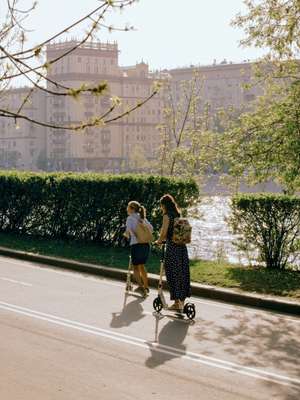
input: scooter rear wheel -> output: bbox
[125,284,133,292]
[153,296,163,312]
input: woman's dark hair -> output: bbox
[128,200,146,219]
[160,194,180,216]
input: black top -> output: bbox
[166,211,180,241]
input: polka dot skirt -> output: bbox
[164,239,191,302]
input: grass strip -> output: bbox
[0,233,299,300]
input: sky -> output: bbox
[2,0,264,70]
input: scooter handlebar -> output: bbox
[152,241,166,261]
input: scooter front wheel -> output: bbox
[153,296,163,312]
[184,303,196,320]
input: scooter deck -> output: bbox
[125,284,149,299]
[125,290,148,299]
[153,310,195,323]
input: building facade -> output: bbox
[0,43,266,173]
[45,40,165,172]
[0,87,46,170]
[169,61,264,116]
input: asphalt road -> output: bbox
[0,255,299,400]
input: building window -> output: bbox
[245,94,255,102]
[78,57,81,62]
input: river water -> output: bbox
[188,196,300,267]
[188,196,245,263]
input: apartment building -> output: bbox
[0,43,266,173]
[169,61,264,116]
[0,87,46,170]
[46,40,165,172]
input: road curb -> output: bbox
[0,246,299,317]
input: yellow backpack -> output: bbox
[135,220,153,244]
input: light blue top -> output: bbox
[126,212,153,245]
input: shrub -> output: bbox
[229,194,300,270]
[0,171,199,244]
[0,171,48,233]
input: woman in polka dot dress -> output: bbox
[156,194,191,311]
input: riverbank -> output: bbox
[1,233,299,302]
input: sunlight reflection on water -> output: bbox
[188,196,246,263]
[188,196,299,267]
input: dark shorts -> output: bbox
[130,243,150,266]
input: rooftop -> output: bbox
[47,39,118,52]
[169,59,258,72]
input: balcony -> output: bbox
[84,146,95,154]
[84,112,94,119]
[52,139,66,146]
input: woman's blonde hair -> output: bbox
[128,200,146,219]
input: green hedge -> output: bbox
[0,171,199,244]
[229,193,300,270]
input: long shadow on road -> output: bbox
[145,315,190,369]
[110,294,146,328]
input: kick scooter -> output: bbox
[125,255,148,298]
[152,243,196,320]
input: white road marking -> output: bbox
[0,277,32,287]
[1,256,299,323]
[0,300,299,388]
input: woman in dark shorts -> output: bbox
[156,194,191,311]
[124,201,153,295]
